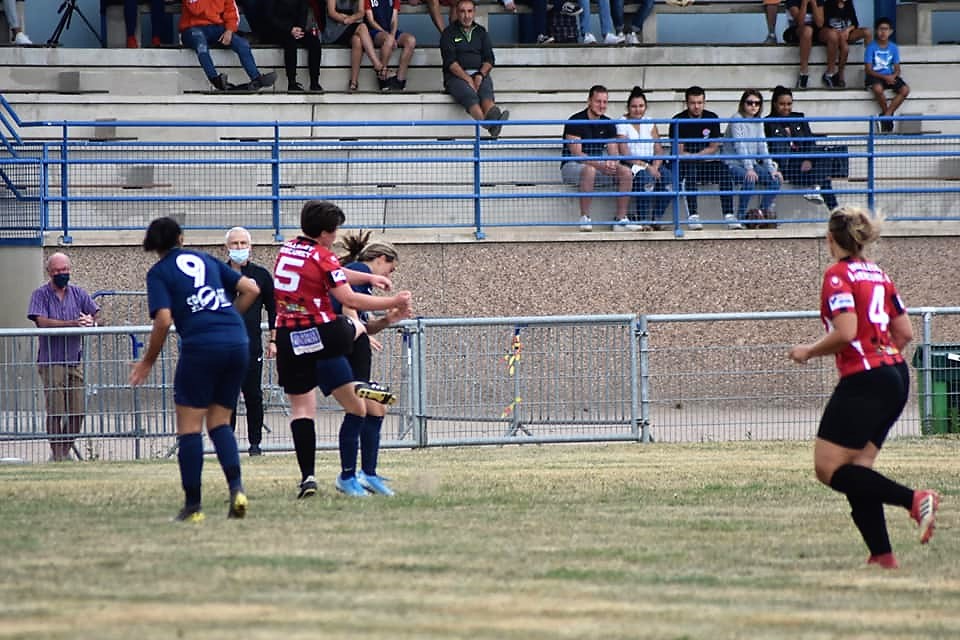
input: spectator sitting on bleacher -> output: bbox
[764,85,839,211]
[616,87,672,230]
[179,0,277,91]
[762,0,779,44]
[669,86,734,231]
[577,0,621,44]
[406,0,452,33]
[561,85,635,232]
[125,0,172,47]
[612,0,654,45]
[261,0,324,92]
[440,0,509,137]
[723,89,783,229]
[818,0,870,88]
[783,0,824,90]
[325,0,391,92]
[864,16,909,135]
[2,0,30,44]
[365,0,417,91]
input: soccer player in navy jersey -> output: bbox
[130,217,261,523]
[788,207,939,568]
[273,201,411,499]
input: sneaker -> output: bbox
[151,36,162,47]
[625,32,640,45]
[335,474,370,497]
[228,490,248,519]
[248,71,277,91]
[763,33,777,45]
[536,33,555,45]
[911,489,940,544]
[210,74,230,91]
[248,444,262,456]
[803,186,825,204]
[378,75,394,92]
[308,83,325,93]
[867,552,899,569]
[13,31,32,45]
[582,33,597,44]
[602,32,624,45]
[356,381,398,405]
[357,470,396,496]
[578,215,593,232]
[821,72,834,88]
[560,1,583,15]
[612,218,643,231]
[126,35,138,49]
[297,475,318,499]
[686,213,703,230]
[173,504,204,523]
[831,73,845,88]
[796,74,808,90]
[487,109,509,139]
[389,77,407,91]
[881,118,894,134]
[288,81,304,92]
[724,213,744,230]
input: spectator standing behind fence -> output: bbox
[125,0,172,48]
[333,233,412,496]
[440,0,509,138]
[179,0,277,92]
[325,0,391,92]
[864,17,909,135]
[261,0,324,92]
[818,0,870,88]
[669,86,734,231]
[723,89,782,229]
[129,217,260,522]
[788,207,940,569]
[224,227,277,457]
[27,253,100,462]
[3,0,31,44]
[273,201,411,499]
[764,85,839,211]
[616,87,672,230]
[561,85,635,232]
[365,0,417,91]
[783,0,823,90]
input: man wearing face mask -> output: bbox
[225,227,277,456]
[27,252,101,462]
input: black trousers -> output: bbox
[266,29,322,85]
[230,349,264,446]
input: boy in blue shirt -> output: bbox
[864,16,910,134]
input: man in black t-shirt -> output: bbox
[561,85,635,232]
[668,86,734,230]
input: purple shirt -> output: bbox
[27,283,100,365]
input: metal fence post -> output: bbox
[412,317,428,448]
[636,314,651,443]
[920,310,933,432]
[472,125,485,240]
[59,125,71,243]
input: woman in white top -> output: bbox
[616,87,672,229]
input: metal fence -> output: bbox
[1,96,959,242]
[3,308,960,464]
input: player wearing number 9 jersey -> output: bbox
[789,207,939,569]
[273,201,412,499]
[130,217,261,523]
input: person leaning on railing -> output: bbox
[27,252,101,462]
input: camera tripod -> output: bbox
[48,0,104,47]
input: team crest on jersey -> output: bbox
[828,292,855,312]
[829,275,842,288]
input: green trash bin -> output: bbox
[911,344,960,435]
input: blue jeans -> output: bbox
[180,25,260,82]
[631,165,673,222]
[728,164,781,216]
[579,0,614,37]
[612,0,655,33]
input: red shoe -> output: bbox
[151,36,162,47]
[126,35,139,48]
[867,552,899,569]
[910,489,940,544]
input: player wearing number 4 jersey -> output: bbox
[789,207,939,569]
[273,200,412,499]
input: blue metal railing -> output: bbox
[1,103,958,243]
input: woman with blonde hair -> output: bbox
[789,207,939,568]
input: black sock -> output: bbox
[360,414,383,476]
[290,418,316,481]
[829,464,913,510]
[847,495,892,556]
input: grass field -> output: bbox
[2,439,959,640]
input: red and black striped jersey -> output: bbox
[273,236,349,329]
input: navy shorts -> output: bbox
[175,344,249,409]
[865,76,908,92]
[817,362,909,450]
[276,319,357,395]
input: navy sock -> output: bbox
[290,418,316,481]
[360,414,384,477]
[177,432,204,507]
[338,413,364,480]
[847,495,892,556]
[829,464,913,510]
[208,424,242,493]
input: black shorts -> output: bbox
[276,317,356,395]
[347,332,373,383]
[817,362,909,450]
[865,76,908,93]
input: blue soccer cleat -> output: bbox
[335,474,370,497]
[357,470,395,496]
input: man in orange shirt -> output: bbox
[180,0,277,91]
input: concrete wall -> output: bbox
[0,246,44,329]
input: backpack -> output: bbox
[549,9,580,44]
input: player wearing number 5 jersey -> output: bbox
[130,217,262,523]
[273,200,412,499]
[789,207,939,569]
